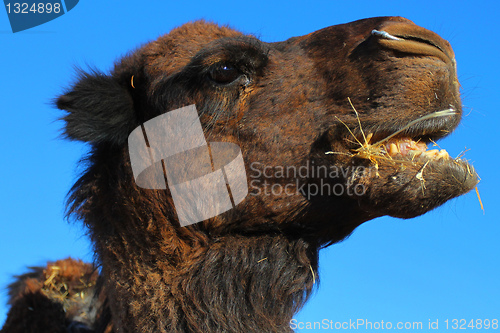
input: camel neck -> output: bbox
[98,234,318,333]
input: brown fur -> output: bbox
[2,259,98,332]
[2,17,477,333]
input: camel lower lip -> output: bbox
[335,139,479,220]
[324,130,477,193]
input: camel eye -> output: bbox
[209,63,241,84]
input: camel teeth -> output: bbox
[389,143,398,156]
[425,149,439,158]
[436,149,450,160]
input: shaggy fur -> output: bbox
[2,17,477,333]
[2,259,98,332]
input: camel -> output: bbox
[1,16,477,333]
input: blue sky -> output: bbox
[1,0,498,331]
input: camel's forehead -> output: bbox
[159,21,244,46]
[141,21,245,74]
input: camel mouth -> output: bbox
[343,108,470,166]
[335,107,459,155]
[348,133,459,168]
[325,107,478,203]
[371,26,454,65]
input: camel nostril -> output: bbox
[371,30,401,41]
[372,23,454,65]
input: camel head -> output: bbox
[57,16,477,250]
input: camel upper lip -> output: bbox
[344,109,459,150]
[371,23,455,65]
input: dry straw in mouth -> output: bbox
[327,98,456,163]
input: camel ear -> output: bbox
[56,69,138,145]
